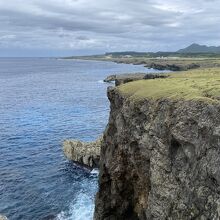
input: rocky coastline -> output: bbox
[64,56,220,71]
[113,60,200,71]
[144,62,199,71]
[94,84,220,219]
[63,68,220,219]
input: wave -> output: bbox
[55,194,95,220]
[55,172,98,220]
[97,80,104,84]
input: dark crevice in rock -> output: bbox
[170,137,182,168]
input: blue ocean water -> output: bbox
[0,58,161,220]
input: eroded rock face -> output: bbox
[63,137,102,168]
[94,87,220,220]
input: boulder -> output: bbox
[63,137,102,168]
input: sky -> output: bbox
[0,0,219,57]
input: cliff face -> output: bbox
[94,87,220,220]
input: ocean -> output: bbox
[0,58,162,220]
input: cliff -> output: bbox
[94,68,220,219]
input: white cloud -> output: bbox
[0,0,219,56]
[0,34,16,40]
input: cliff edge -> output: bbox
[94,68,220,219]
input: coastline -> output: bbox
[62,55,220,71]
[62,71,170,168]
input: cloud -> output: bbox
[0,0,219,56]
[0,34,16,40]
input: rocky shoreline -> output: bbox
[63,56,220,71]
[113,59,200,71]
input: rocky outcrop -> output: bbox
[104,73,168,86]
[104,74,117,83]
[63,137,102,168]
[145,62,200,71]
[0,215,8,220]
[94,87,220,220]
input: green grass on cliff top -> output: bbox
[118,68,220,102]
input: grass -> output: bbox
[118,68,220,102]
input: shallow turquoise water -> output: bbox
[0,58,161,220]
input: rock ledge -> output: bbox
[63,137,102,168]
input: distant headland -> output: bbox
[63,44,220,72]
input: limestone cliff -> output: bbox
[94,70,220,219]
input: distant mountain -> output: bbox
[177,43,220,53]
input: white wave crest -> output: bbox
[56,193,95,220]
[56,175,98,220]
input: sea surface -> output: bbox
[0,58,163,220]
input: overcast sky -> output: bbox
[0,0,219,57]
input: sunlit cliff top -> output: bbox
[119,68,220,102]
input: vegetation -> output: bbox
[64,54,220,72]
[64,52,220,59]
[119,68,220,102]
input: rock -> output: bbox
[94,87,220,220]
[0,215,8,220]
[145,62,200,71]
[104,73,168,86]
[63,137,102,168]
[143,74,167,80]
[103,74,117,83]
[114,73,146,86]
